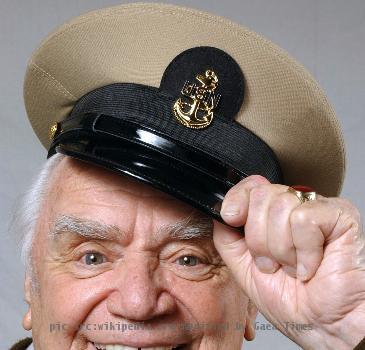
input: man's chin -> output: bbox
[88,341,189,350]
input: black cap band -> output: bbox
[48,82,283,226]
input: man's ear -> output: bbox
[22,273,32,331]
[244,299,258,341]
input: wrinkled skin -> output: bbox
[23,158,365,349]
[23,158,255,350]
[214,175,365,349]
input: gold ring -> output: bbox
[287,187,317,204]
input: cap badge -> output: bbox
[49,122,61,140]
[173,69,221,129]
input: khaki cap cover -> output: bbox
[23,2,345,196]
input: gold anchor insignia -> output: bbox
[173,69,221,129]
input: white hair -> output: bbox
[12,153,65,282]
[13,152,213,287]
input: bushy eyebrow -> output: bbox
[49,215,122,241]
[158,214,213,240]
[49,213,213,242]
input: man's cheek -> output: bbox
[41,273,111,334]
[173,272,237,326]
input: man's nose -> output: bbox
[106,254,177,321]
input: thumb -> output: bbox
[213,220,253,294]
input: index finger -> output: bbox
[221,175,270,227]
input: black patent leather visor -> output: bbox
[48,83,283,227]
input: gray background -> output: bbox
[1,0,364,349]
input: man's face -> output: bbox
[24,157,250,350]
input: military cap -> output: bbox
[24,2,345,225]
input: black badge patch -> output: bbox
[160,46,245,128]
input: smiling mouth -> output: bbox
[93,343,186,350]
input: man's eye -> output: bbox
[176,255,201,267]
[83,252,106,265]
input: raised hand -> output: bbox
[213,175,365,349]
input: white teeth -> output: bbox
[94,344,174,350]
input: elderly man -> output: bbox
[10,2,365,350]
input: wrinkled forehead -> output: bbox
[40,157,213,245]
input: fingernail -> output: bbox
[221,205,240,216]
[255,256,275,273]
[297,263,308,280]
